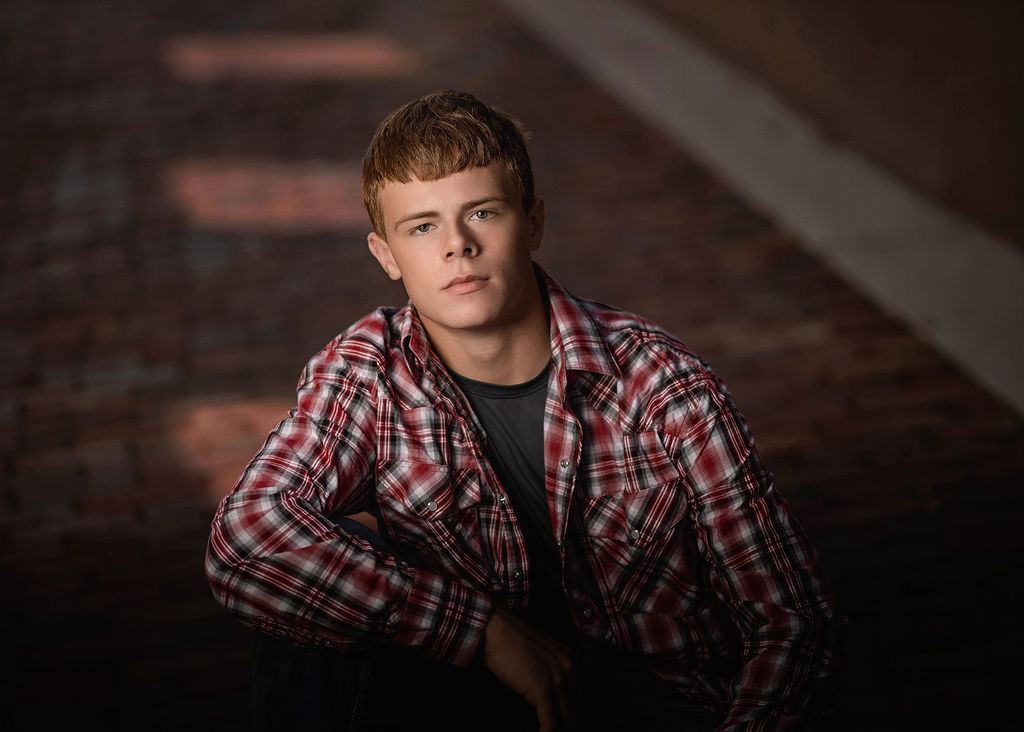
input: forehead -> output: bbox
[378,164,516,222]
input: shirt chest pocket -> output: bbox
[583,480,689,549]
[582,482,693,614]
[376,460,494,588]
[581,432,694,612]
[582,430,689,546]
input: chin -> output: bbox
[428,302,497,326]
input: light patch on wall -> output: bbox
[164,33,418,81]
[172,397,378,532]
[171,397,290,499]
[165,159,367,232]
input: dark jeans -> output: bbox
[253,635,534,731]
[252,635,724,731]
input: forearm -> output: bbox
[206,488,493,666]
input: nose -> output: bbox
[444,224,479,261]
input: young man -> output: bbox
[206,90,841,731]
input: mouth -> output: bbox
[443,274,488,292]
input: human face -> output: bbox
[367,164,545,342]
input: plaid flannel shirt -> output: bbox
[206,268,841,730]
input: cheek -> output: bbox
[397,263,436,299]
[391,247,424,278]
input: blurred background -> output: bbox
[2,1,1022,729]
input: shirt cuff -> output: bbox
[385,567,493,667]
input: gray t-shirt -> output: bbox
[452,362,577,645]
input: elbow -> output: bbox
[204,511,250,617]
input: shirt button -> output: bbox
[426,500,437,512]
[559,458,570,468]
[512,571,522,580]
[630,528,641,541]
[498,495,507,504]
[581,607,593,619]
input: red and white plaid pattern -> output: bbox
[206,268,841,729]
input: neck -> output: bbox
[423,293,551,386]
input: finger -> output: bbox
[543,679,571,731]
[554,690,571,730]
[535,697,557,732]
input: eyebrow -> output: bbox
[391,196,508,233]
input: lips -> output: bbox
[443,274,488,293]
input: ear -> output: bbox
[367,232,402,280]
[527,196,546,251]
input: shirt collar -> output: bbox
[540,265,621,379]
[400,304,433,372]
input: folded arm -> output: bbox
[204,344,492,666]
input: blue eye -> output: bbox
[471,210,493,221]
[413,223,432,234]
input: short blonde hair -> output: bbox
[361,90,535,236]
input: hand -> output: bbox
[481,605,576,731]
